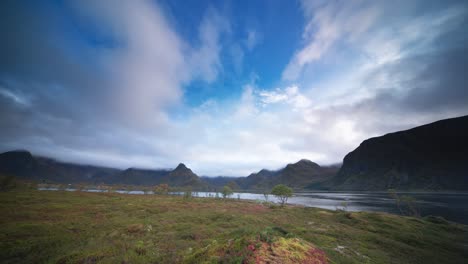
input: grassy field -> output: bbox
[0,190,467,263]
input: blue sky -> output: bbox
[1,0,468,175]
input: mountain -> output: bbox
[333,115,468,190]
[114,168,169,185]
[236,169,277,190]
[3,116,467,191]
[274,160,327,188]
[0,151,202,188]
[0,150,119,183]
[0,150,37,178]
[0,150,336,190]
[236,160,339,190]
[166,163,205,187]
[201,176,239,187]
[114,164,205,188]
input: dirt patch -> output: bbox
[127,224,145,234]
[246,237,328,264]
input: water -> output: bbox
[290,192,468,224]
[171,191,468,224]
[37,187,468,224]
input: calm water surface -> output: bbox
[38,188,468,224]
[171,191,468,224]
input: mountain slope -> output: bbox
[0,151,202,187]
[114,168,169,185]
[334,115,468,190]
[236,160,339,190]
[0,150,38,179]
[166,163,205,187]
[0,150,120,183]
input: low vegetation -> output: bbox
[388,189,420,217]
[221,186,233,199]
[0,189,467,263]
[271,184,293,206]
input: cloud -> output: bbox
[0,86,30,107]
[276,0,468,163]
[189,8,230,83]
[258,85,311,109]
[0,0,230,171]
[75,0,189,128]
[244,29,259,51]
[282,0,380,80]
[1,0,467,176]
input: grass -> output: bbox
[0,190,467,263]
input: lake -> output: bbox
[176,191,468,224]
[38,188,468,224]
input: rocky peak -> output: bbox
[174,163,189,171]
[285,159,320,170]
[0,150,37,177]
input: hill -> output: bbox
[0,150,119,184]
[0,151,202,188]
[0,150,335,190]
[235,160,339,190]
[333,115,468,190]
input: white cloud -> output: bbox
[258,85,311,109]
[2,0,468,177]
[189,9,230,83]
[282,0,380,80]
[68,0,188,130]
[68,0,231,130]
[258,89,289,104]
[244,29,259,51]
[0,86,30,107]
[0,0,234,173]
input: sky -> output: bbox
[1,0,467,176]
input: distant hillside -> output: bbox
[235,160,339,190]
[0,150,337,190]
[200,176,239,189]
[0,150,119,184]
[112,168,169,186]
[0,151,202,188]
[166,163,205,188]
[333,115,468,190]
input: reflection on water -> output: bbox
[37,187,468,224]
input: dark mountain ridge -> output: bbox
[333,115,468,190]
[234,159,339,190]
[0,150,335,190]
[0,151,200,187]
[3,115,466,191]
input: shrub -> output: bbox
[271,184,292,206]
[221,186,233,199]
[0,175,17,191]
[388,189,420,217]
[183,189,192,200]
[154,184,169,195]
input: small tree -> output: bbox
[221,186,233,199]
[0,175,16,191]
[388,189,420,217]
[271,184,292,206]
[183,190,192,200]
[154,184,169,195]
[183,187,192,200]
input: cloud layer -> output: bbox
[1,0,467,176]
